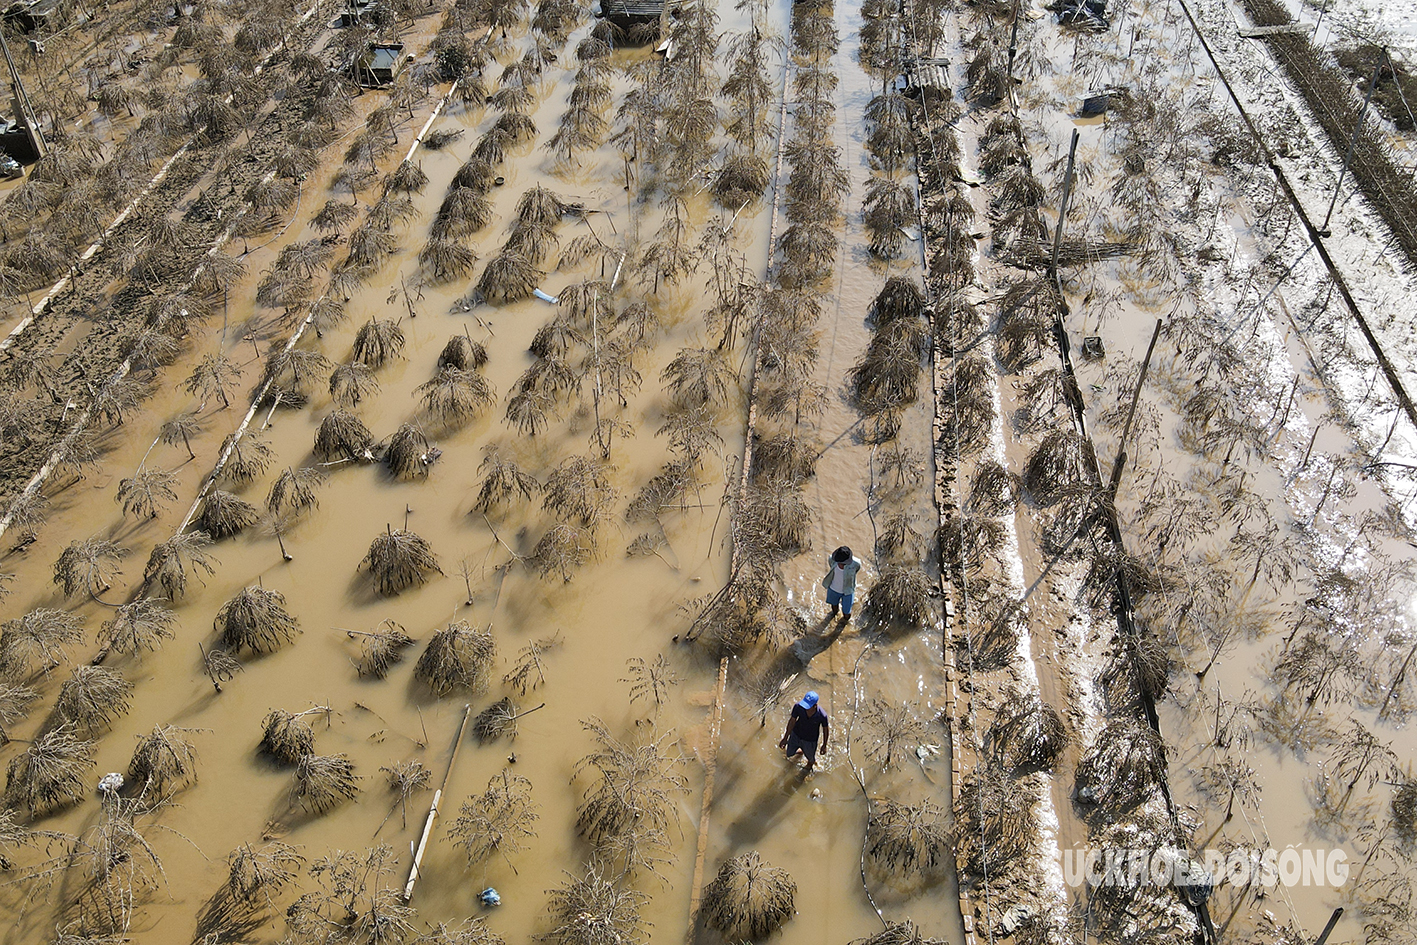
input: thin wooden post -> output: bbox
[1050,129,1081,282]
[1314,908,1344,945]
[687,655,729,919]
[403,703,473,902]
[1106,318,1163,501]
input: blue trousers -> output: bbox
[826,587,853,615]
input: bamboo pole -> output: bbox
[403,703,473,902]
[686,45,794,925]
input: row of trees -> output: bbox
[0,3,485,937]
[1103,52,1417,936]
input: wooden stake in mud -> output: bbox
[1314,908,1344,945]
[1049,129,1081,284]
[1105,318,1163,503]
[403,703,472,902]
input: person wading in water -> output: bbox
[822,546,862,621]
[779,690,829,772]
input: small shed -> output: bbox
[902,57,953,113]
[0,116,38,165]
[355,42,406,88]
[600,0,663,32]
[3,0,71,34]
[329,0,380,29]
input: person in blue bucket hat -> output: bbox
[779,690,829,771]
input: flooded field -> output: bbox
[1,0,1416,943]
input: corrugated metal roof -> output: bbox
[905,57,951,93]
[601,0,663,19]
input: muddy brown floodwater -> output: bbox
[0,1,967,943]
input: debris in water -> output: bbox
[1082,336,1105,359]
[97,772,123,795]
[480,887,501,907]
[533,288,560,304]
[1048,0,1109,30]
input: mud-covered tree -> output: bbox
[504,633,562,695]
[53,665,132,736]
[420,239,479,283]
[348,621,415,679]
[621,655,680,712]
[116,466,180,520]
[142,530,217,600]
[862,698,929,769]
[129,725,199,796]
[1023,429,1095,505]
[377,761,430,831]
[216,585,302,654]
[450,769,539,869]
[418,365,495,427]
[197,490,261,539]
[541,865,648,945]
[195,841,303,943]
[385,424,438,479]
[261,346,333,400]
[863,178,914,259]
[573,719,687,869]
[1075,719,1167,811]
[0,683,37,744]
[863,565,933,628]
[952,762,1036,880]
[329,361,381,409]
[701,851,796,940]
[0,607,85,677]
[531,522,596,581]
[990,693,1068,771]
[351,318,406,369]
[4,724,95,815]
[1199,755,1260,825]
[662,347,735,411]
[415,620,495,695]
[473,699,525,747]
[363,525,442,596]
[313,410,378,464]
[267,465,325,560]
[201,644,243,694]
[478,250,543,303]
[474,445,540,513]
[220,433,274,487]
[260,708,320,765]
[721,26,777,153]
[292,754,360,813]
[98,598,177,662]
[849,319,929,415]
[1275,631,1361,708]
[285,846,411,942]
[543,456,617,527]
[52,537,125,599]
[158,410,203,461]
[865,798,951,877]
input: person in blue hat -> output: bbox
[778,690,829,771]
